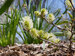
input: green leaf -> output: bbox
[56,20,71,25]
[17,31,25,42]
[5,14,11,19]
[43,23,49,31]
[53,32,64,36]
[0,38,2,46]
[18,24,27,44]
[39,18,43,30]
[54,9,61,17]
[38,0,42,10]
[0,0,14,15]
[48,16,62,32]
[48,9,68,33]
[67,12,73,19]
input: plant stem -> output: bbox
[72,9,75,31]
[69,35,73,56]
[48,17,61,32]
[44,17,68,31]
[69,0,74,9]
[48,9,68,32]
[38,37,68,48]
[69,6,75,55]
[69,23,73,56]
[39,18,43,30]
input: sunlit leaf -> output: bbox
[53,32,64,36]
[67,12,73,19]
[56,20,71,25]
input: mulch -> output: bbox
[0,42,75,56]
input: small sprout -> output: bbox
[47,13,55,23]
[38,30,44,37]
[41,8,48,17]
[30,28,39,39]
[65,0,72,9]
[34,11,41,17]
[42,33,53,40]
[21,16,33,30]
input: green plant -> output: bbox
[19,8,61,44]
[0,1,74,56]
[17,0,64,44]
[18,0,75,56]
[17,0,42,44]
[0,8,20,47]
[34,0,75,56]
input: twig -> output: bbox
[69,0,74,9]
[52,23,67,30]
[69,23,73,56]
[38,37,68,49]
[44,17,70,31]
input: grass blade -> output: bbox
[0,0,14,15]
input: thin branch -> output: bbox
[44,17,70,31]
[69,0,74,9]
[38,37,68,48]
[69,23,73,56]
[52,23,67,30]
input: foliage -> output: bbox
[0,0,14,15]
[0,0,75,55]
[16,0,62,44]
[0,8,20,46]
[17,0,75,55]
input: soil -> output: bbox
[0,42,75,56]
